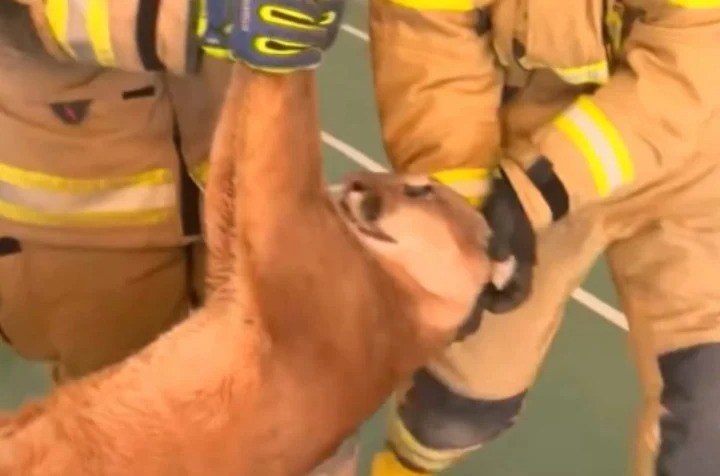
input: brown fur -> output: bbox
[0,65,504,475]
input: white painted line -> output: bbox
[322,131,386,173]
[320,131,630,331]
[341,23,370,42]
[571,288,628,330]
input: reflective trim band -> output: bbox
[668,0,720,7]
[518,57,609,85]
[0,200,172,227]
[0,164,176,227]
[553,96,634,197]
[387,405,481,473]
[431,167,491,208]
[45,0,116,66]
[552,60,609,85]
[46,0,73,57]
[0,163,171,192]
[387,0,473,11]
[189,161,210,190]
[605,2,625,54]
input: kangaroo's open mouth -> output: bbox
[338,181,396,244]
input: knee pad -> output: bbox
[657,343,720,476]
[387,368,526,473]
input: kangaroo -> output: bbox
[0,65,513,476]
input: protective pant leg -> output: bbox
[605,163,720,476]
[370,209,608,474]
[373,121,720,475]
[0,240,205,381]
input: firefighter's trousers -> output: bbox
[383,132,720,476]
[0,241,205,381]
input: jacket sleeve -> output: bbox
[502,4,720,229]
[15,0,201,74]
[369,0,503,206]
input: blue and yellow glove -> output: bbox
[198,0,345,72]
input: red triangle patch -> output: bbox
[50,100,92,125]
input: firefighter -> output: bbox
[0,0,343,382]
[365,1,720,475]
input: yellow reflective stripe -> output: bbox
[44,0,115,65]
[0,164,176,227]
[197,0,208,36]
[431,167,489,184]
[388,406,480,472]
[553,95,634,197]
[0,181,176,212]
[605,2,625,54]
[254,37,312,55]
[387,0,473,11]
[432,167,491,207]
[552,60,609,85]
[45,0,74,58]
[518,56,609,85]
[669,0,720,7]
[577,96,634,182]
[0,199,171,227]
[258,5,322,31]
[85,0,114,66]
[189,161,210,190]
[0,163,171,193]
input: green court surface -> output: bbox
[0,2,641,474]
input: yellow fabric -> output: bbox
[431,167,491,207]
[44,0,118,65]
[386,0,473,11]
[385,404,479,473]
[0,162,175,227]
[670,0,720,7]
[370,450,429,476]
[85,0,115,66]
[551,95,634,198]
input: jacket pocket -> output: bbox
[515,0,612,85]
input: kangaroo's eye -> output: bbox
[403,183,434,198]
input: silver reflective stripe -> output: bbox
[66,0,97,62]
[0,182,176,214]
[564,105,625,191]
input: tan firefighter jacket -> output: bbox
[369,0,720,228]
[0,0,231,249]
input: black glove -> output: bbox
[479,168,536,313]
[455,168,536,340]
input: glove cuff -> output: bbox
[497,159,556,231]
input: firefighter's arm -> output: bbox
[15,0,344,74]
[369,0,502,207]
[15,0,201,73]
[502,4,720,229]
